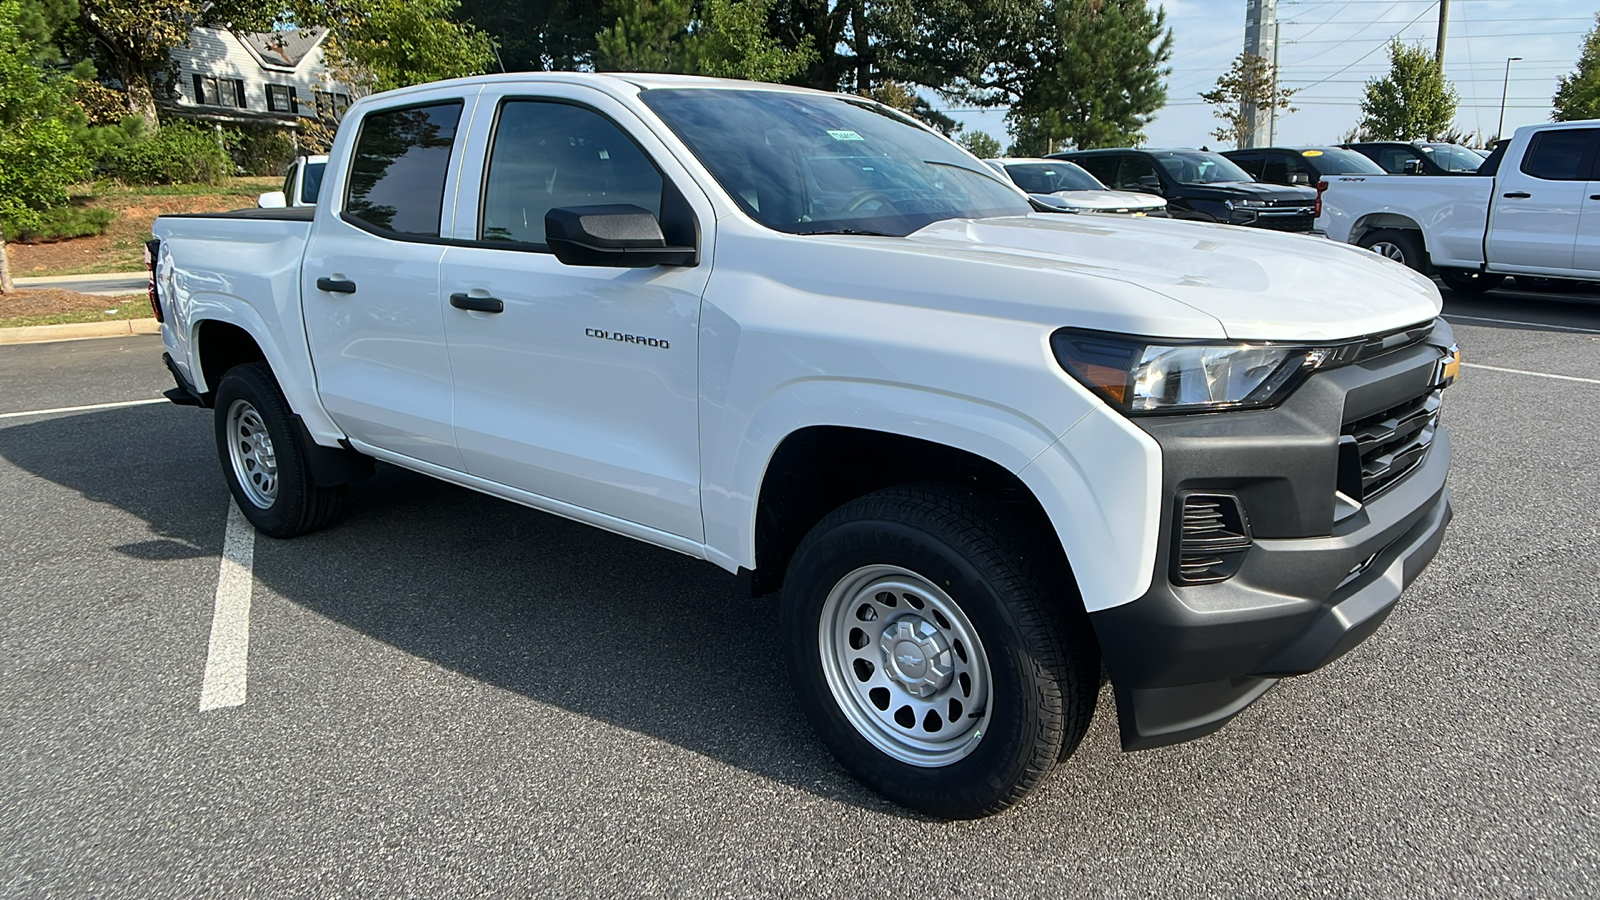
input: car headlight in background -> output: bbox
[1225,198,1267,209]
[1051,329,1352,414]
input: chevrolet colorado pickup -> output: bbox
[1318,119,1600,291]
[151,73,1458,819]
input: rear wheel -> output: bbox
[1358,229,1427,272]
[782,484,1098,818]
[1437,269,1506,293]
[213,362,345,538]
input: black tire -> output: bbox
[213,362,345,538]
[1358,228,1427,272]
[1437,269,1506,293]
[781,484,1098,818]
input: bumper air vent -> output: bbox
[1339,388,1442,503]
[1172,492,1253,585]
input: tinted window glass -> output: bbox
[345,101,463,236]
[301,161,325,205]
[1373,147,1418,174]
[1520,129,1599,181]
[1149,151,1251,184]
[1072,155,1120,186]
[1001,162,1104,193]
[1117,155,1162,190]
[1419,143,1487,173]
[641,89,1027,236]
[480,101,664,246]
[1227,153,1265,178]
[1300,148,1384,175]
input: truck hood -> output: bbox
[901,214,1441,341]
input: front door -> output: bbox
[302,97,472,469]
[438,91,712,540]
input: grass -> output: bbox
[87,177,279,200]
[0,294,148,329]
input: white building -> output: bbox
[165,26,354,126]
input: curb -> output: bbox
[0,318,160,346]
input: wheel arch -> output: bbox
[1349,213,1426,250]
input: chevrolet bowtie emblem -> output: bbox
[1435,344,1462,387]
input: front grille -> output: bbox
[1340,388,1442,502]
[1173,493,1252,584]
[1250,214,1314,233]
[1351,321,1434,363]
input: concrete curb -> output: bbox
[0,318,160,346]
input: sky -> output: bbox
[942,0,1597,150]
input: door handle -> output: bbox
[1590,194,1600,201]
[450,292,504,313]
[1502,191,1531,199]
[316,277,357,294]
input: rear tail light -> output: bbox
[1315,180,1328,218]
[144,239,163,323]
[1172,493,1252,585]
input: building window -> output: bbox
[192,74,245,108]
[266,84,297,114]
[313,90,351,121]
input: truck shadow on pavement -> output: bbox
[0,404,921,816]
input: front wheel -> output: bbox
[213,362,345,538]
[782,484,1098,818]
[1358,228,1427,272]
[1437,269,1506,293]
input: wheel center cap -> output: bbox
[879,616,953,698]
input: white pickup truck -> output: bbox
[150,73,1458,818]
[1318,119,1600,291]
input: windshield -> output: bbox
[1000,161,1105,193]
[639,89,1028,236]
[1299,148,1384,175]
[1419,143,1485,173]
[1148,150,1253,184]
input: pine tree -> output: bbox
[1553,14,1600,122]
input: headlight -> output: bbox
[1226,198,1267,209]
[1051,329,1353,414]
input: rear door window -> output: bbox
[1073,155,1120,186]
[1117,155,1162,191]
[479,100,664,247]
[344,101,464,237]
[1520,128,1600,181]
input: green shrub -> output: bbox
[229,124,297,177]
[112,120,233,185]
[4,203,115,242]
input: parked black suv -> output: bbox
[1340,141,1487,175]
[1222,146,1386,186]
[1049,148,1318,231]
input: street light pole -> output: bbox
[1498,57,1522,141]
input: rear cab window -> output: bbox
[343,100,465,238]
[1519,128,1600,181]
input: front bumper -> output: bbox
[1089,325,1455,750]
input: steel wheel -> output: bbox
[225,398,278,508]
[819,564,993,767]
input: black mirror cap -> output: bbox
[545,204,698,268]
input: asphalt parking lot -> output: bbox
[2,287,1597,898]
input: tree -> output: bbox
[1359,39,1457,141]
[1553,14,1600,121]
[1,0,92,292]
[310,0,496,95]
[957,129,1002,158]
[1199,51,1294,148]
[958,0,1172,154]
[452,0,604,72]
[594,0,815,84]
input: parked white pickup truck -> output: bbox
[1318,119,1600,291]
[150,73,1458,818]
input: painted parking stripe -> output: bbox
[1461,362,1600,385]
[1445,314,1600,335]
[199,503,256,711]
[0,398,167,420]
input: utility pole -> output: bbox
[1436,0,1449,64]
[1243,0,1279,148]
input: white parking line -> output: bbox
[1445,314,1600,335]
[0,398,167,420]
[1461,362,1600,385]
[199,503,256,711]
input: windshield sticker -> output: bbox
[1301,149,1323,156]
[827,130,865,141]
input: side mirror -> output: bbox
[257,191,287,209]
[1288,172,1311,185]
[1134,175,1164,194]
[544,204,697,268]
[1402,158,1422,175]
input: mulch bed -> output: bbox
[0,288,146,318]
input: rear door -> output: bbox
[436,85,714,540]
[302,94,475,469]
[1487,127,1598,274]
